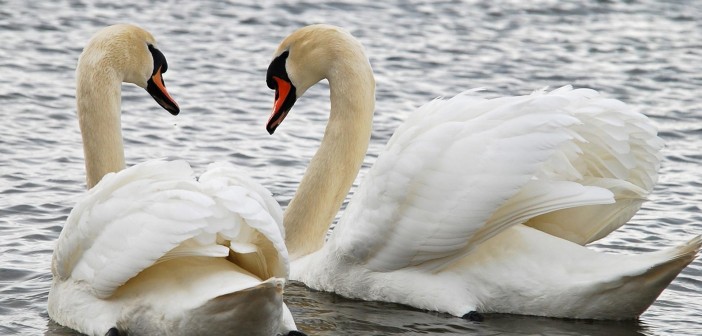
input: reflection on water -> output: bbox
[1,0,701,335]
[286,282,651,336]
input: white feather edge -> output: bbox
[331,86,662,273]
[53,159,288,299]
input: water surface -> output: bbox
[1,1,701,335]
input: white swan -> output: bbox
[48,24,302,336]
[264,24,701,320]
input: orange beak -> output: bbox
[146,65,180,115]
[266,76,296,134]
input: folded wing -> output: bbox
[52,159,287,299]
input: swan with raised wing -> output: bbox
[264,24,701,320]
[48,24,302,336]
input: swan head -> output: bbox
[79,24,179,115]
[266,24,367,134]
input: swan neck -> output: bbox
[76,63,125,189]
[285,58,375,260]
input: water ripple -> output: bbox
[1,0,701,335]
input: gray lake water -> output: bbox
[1,0,701,335]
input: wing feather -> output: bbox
[332,86,658,272]
[528,90,662,244]
[53,160,287,299]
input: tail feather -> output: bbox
[654,235,702,274]
[585,235,701,319]
[119,277,286,335]
[185,278,285,334]
[633,234,701,291]
[670,235,702,260]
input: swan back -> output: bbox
[331,87,659,272]
[49,162,291,335]
[52,160,288,299]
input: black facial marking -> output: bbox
[266,50,290,90]
[105,327,123,336]
[145,44,179,115]
[148,44,168,75]
[265,50,298,134]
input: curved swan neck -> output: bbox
[284,51,375,260]
[76,59,125,189]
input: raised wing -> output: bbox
[525,86,663,244]
[52,160,286,299]
[332,87,636,272]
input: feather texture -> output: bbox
[295,87,699,319]
[49,160,294,335]
[334,87,632,272]
[53,160,288,298]
[275,24,700,321]
[49,24,299,336]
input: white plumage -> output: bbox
[48,24,298,336]
[50,160,292,335]
[267,24,701,320]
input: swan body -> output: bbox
[50,160,291,335]
[48,24,298,335]
[265,24,701,319]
